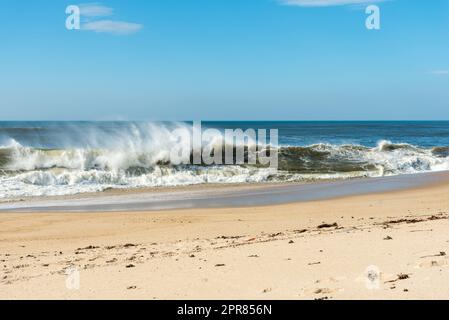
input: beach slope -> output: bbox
[1,176,449,299]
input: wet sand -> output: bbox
[1,173,449,299]
[0,171,446,212]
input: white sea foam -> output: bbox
[0,123,448,200]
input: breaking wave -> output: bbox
[0,122,448,200]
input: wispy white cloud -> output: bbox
[280,0,385,7]
[82,20,143,35]
[79,3,113,17]
[78,3,142,35]
[430,70,449,75]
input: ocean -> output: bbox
[1,121,449,200]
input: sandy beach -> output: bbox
[2,0,449,304]
[1,173,449,300]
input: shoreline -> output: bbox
[1,171,449,213]
[1,172,449,299]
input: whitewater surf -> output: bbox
[1,121,448,200]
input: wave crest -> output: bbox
[0,122,448,200]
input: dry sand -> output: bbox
[1,178,449,299]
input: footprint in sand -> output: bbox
[417,258,449,268]
[299,287,341,298]
[299,277,345,298]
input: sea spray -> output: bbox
[0,121,448,200]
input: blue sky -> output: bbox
[0,0,448,120]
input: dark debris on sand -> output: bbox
[317,223,338,229]
[385,273,410,283]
